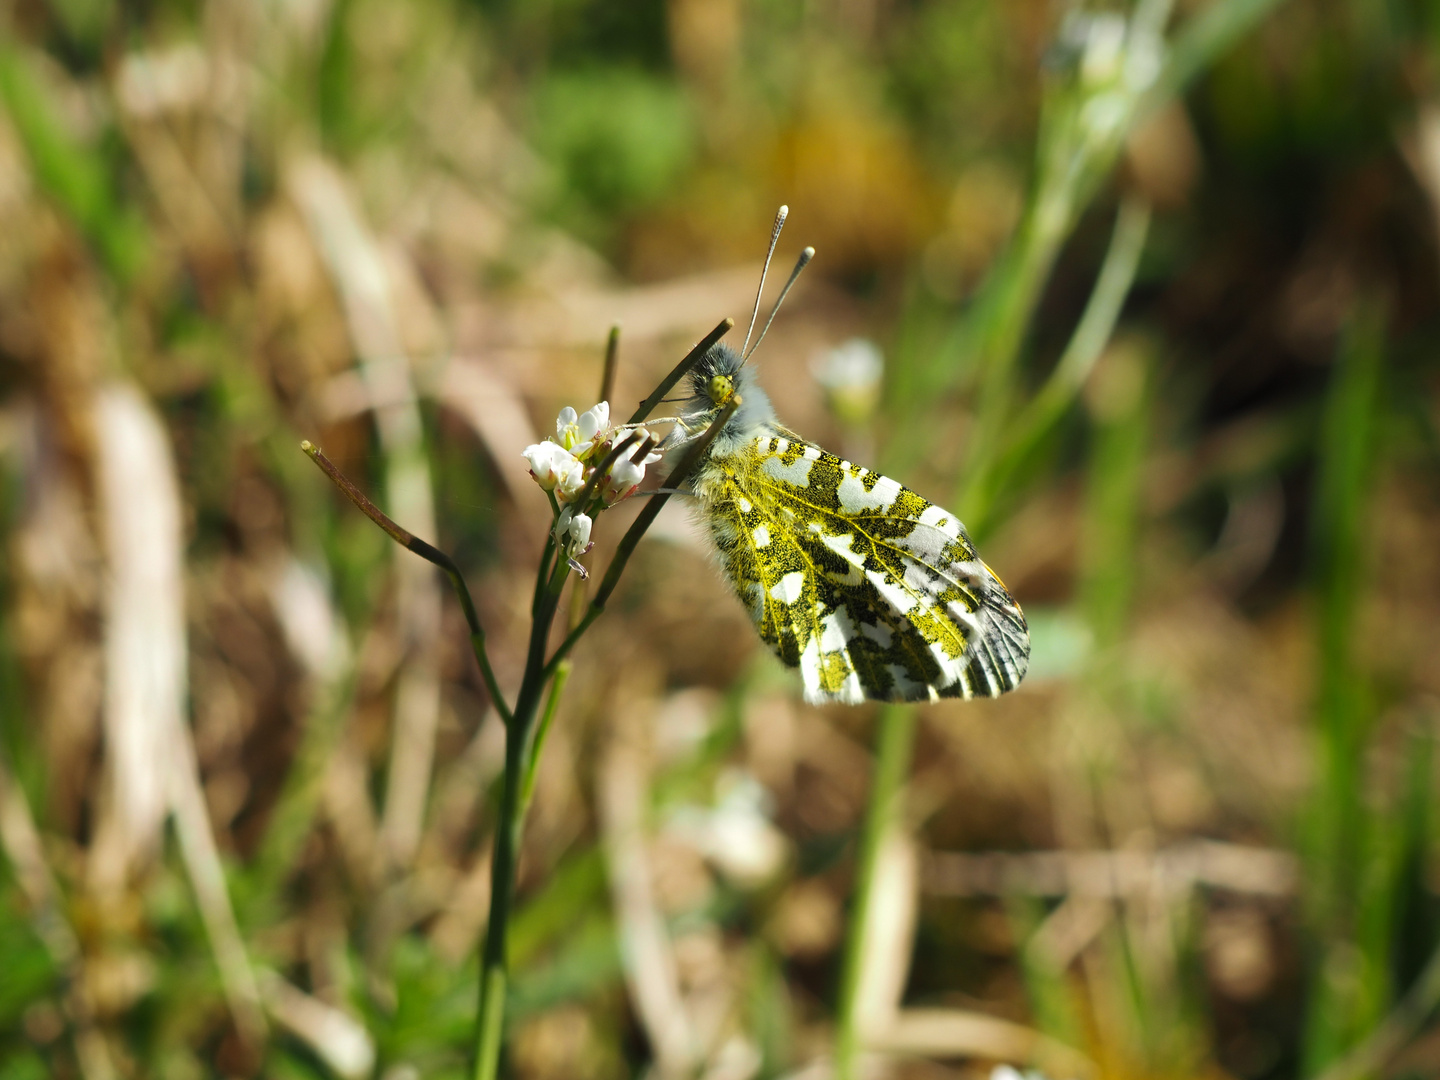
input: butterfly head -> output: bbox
[676,343,777,454]
[693,342,743,408]
[706,371,736,409]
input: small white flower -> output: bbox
[555,406,582,449]
[580,401,610,441]
[601,430,662,505]
[813,338,883,392]
[554,458,588,502]
[556,401,612,458]
[663,770,787,888]
[522,441,584,493]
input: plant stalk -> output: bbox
[301,441,512,726]
[472,550,569,1079]
[834,704,919,1080]
[471,367,738,1079]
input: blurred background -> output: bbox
[2,0,1439,1077]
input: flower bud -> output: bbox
[567,512,593,551]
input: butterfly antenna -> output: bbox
[743,246,814,363]
[741,205,788,356]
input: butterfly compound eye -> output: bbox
[707,373,735,407]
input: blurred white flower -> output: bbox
[989,1066,1056,1080]
[1055,10,1166,149]
[522,441,583,493]
[1124,28,1164,95]
[812,338,884,426]
[1078,13,1127,87]
[557,401,611,458]
[665,770,788,888]
[1080,92,1128,146]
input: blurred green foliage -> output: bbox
[530,67,698,237]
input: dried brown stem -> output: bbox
[301,441,512,726]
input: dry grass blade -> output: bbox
[168,727,267,1045]
[852,824,918,1038]
[924,841,1299,899]
[259,970,375,1079]
[599,732,699,1077]
[252,559,357,893]
[90,381,265,1045]
[269,557,351,684]
[428,850,495,964]
[869,1009,1096,1078]
[289,157,443,870]
[90,383,187,886]
[439,357,543,509]
[0,752,77,965]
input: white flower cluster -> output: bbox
[521,401,662,574]
[1056,9,1167,150]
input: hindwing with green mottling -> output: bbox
[695,432,1030,704]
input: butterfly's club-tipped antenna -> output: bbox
[743,245,815,363]
[741,205,789,356]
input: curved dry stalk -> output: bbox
[301,441,512,726]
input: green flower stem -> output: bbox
[301,441,512,726]
[473,341,737,1078]
[600,323,621,408]
[520,323,624,817]
[310,320,737,1079]
[473,548,571,1080]
[520,660,571,815]
[542,394,742,683]
[834,704,919,1080]
[521,547,591,816]
[1008,196,1152,447]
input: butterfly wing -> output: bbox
[701,434,1029,704]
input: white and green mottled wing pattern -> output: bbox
[700,434,1030,704]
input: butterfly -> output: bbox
[673,210,1030,704]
